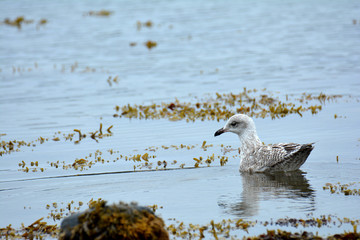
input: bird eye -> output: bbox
[230,121,238,127]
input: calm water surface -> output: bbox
[1,0,360,237]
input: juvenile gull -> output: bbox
[214,114,314,172]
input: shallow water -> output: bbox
[1,0,360,238]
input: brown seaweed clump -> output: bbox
[0,218,58,239]
[3,16,34,29]
[323,182,360,196]
[145,40,157,49]
[250,229,360,240]
[166,216,360,239]
[137,20,154,30]
[2,16,47,29]
[113,89,344,122]
[59,200,169,240]
[85,10,113,17]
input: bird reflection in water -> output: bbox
[217,170,315,217]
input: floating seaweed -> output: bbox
[147,204,163,213]
[107,75,120,87]
[193,154,228,168]
[46,200,86,221]
[0,218,58,239]
[323,182,360,196]
[18,160,44,173]
[42,140,232,172]
[137,20,154,30]
[2,16,48,29]
[3,16,34,29]
[38,19,47,25]
[85,10,113,17]
[145,40,157,49]
[2,123,113,157]
[166,215,360,239]
[2,212,359,239]
[12,135,235,173]
[145,143,196,152]
[113,89,345,122]
[1,138,46,157]
[8,61,100,74]
[48,149,106,171]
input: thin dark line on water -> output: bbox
[0,187,21,192]
[0,166,218,183]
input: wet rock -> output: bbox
[59,201,169,240]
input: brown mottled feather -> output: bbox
[240,143,314,172]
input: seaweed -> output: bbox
[84,10,113,17]
[113,90,344,122]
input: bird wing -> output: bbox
[271,143,303,158]
[254,143,313,171]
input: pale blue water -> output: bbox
[0,0,360,238]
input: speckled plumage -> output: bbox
[214,114,314,172]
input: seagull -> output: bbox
[214,114,314,172]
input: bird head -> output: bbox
[214,114,256,138]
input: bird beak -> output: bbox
[214,128,226,137]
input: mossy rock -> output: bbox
[59,201,169,240]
